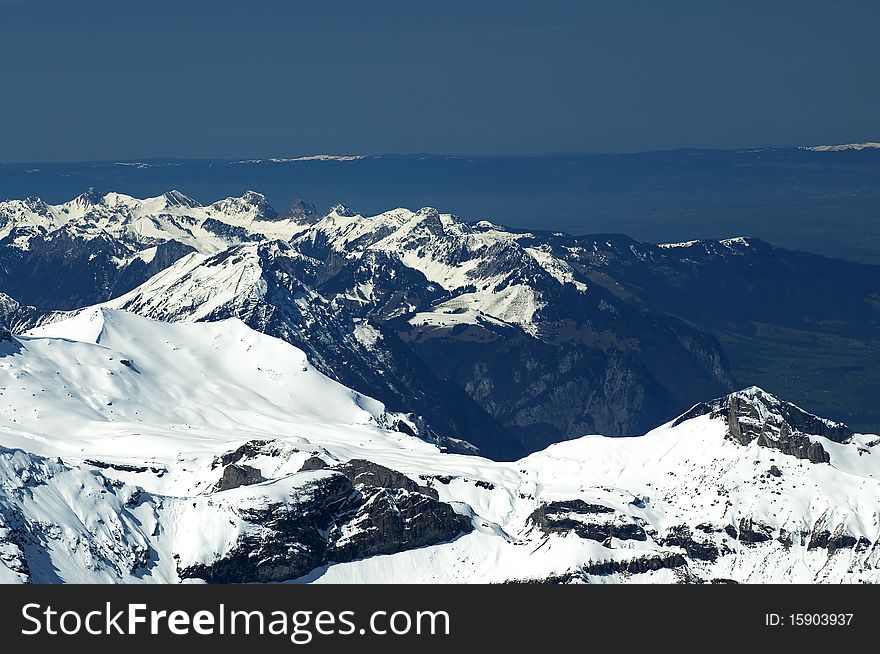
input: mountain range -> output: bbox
[0,188,878,583]
[2,188,878,445]
[4,145,880,265]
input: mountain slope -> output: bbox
[0,189,304,310]
[5,188,877,450]
[294,206,735,446]
[1,311,878,583]
[4,192,735,455]
[99,243,515,457]
[0,310,470,582]
[516,231,880,431]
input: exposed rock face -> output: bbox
[0,229,179,311]
[508,554,690,583]
[0,503,30,583]
[529,500,648,543]
[334,459,438,499]
[0,293,29,333]
[808,529,865,552]
[734,518,774,544]
[215,464,264,491]
[407,330,676,453]
[212,439,301,469]
[299,456,328,472]
[110,240,197,299]
[180,473,352,583]
[675,387,851,463]
[0,321,21,357]
[332,486,466,562]
[322,250,443,321]
[580,554,689,578]
[288,199,318,222]
[660,525,724,562]
[179,469,471,583]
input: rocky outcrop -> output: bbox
[0,329,21,357]
[508,553,690,583]
[580,553,688,577]
[529,500,648,542]
[808,524,868,552]
[733,518,774,544]
[212,439,301,469]
[0,504,30,583]
[178,468,471,583]
[332,486,467,561]
[660,525,724,562]
[675,387,851,464]
[334,459,438,499]
[299,456,328,471]
[215,464,264,491]
[287,199,317,221]
[179,473,351,583]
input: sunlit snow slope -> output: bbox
[1,310,879,584]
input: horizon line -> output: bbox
[4,141,880,166]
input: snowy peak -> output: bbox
[658,235,763,254]
[71,186,102,208]
[161,189,202,209]
[211,191,278,220]
[18,308,393,457]
[107,240,316,324]
[328,203,358,218]
[675,386,854,463]
[0,189,308,256]
[0,196,52,221]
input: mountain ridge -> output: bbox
[4,188,879,444]
[3,190,746,454]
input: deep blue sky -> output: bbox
[1,0,878,162]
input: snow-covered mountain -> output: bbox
[801,142,880,152]
[2,190,740,456]
[290,206,737,449]
[1,310,878,584]
[1,189,878,584]
[0,188,303,252]
[0,189,303,312]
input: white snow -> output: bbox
[801,142,880,152]
[2,309,880,583]
[3,189,880,585]
[0,189,309,255]
[658,240,699,249]
[353,321,381,348]
[526,246,589,292]
[233,155,366,163]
